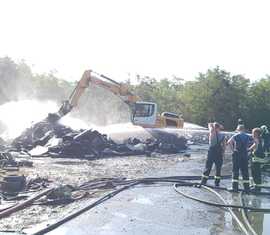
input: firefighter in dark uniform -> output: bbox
[260,125,270,156]
[249,128,265,192]
[227,125,250,192]
[201,122,225,187]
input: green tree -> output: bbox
[132,75,185,115]
[247,77,270,128]
[181,67,250,129]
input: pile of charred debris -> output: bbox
[5,113,188,159]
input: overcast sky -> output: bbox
[0,0,269,82]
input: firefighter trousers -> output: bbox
[232,152,249,191]
[201,148,223,186]
[251,162,262,190]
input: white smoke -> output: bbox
[0,100,58,140]
[60,115,91,130]
[0,99,141,142]
[0,100,97,141]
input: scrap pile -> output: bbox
[11,114,187,159]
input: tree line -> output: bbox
[0,57,269,130]
[133,68,270,130]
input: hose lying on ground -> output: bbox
[0,175,220,221]
[203,185,249,235]
[173,184,270,212]
[32,181,141,235]
[32,176,270,235]
[32,179,196,235]
[0,174,267,234]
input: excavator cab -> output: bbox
[133,102,158,127]
[132,102,183,128]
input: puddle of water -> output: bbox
[235,185,270,235]
[245,202,270,235]
[248,175,270,235]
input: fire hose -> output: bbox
[31,176,270,235]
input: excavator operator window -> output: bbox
[134,103,155,117]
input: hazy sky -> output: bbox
[0,0,269,82]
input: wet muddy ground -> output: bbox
[0,145,270,235]
[0,151,195,233]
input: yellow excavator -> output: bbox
[58,70,184,128]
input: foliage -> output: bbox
[0,57,270,130]
[246,77,270,128]
[180,67,250,129]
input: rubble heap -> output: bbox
[11,114,187,159]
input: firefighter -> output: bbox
[260,125,270,156]
[227,125,250,192]
[249,128,265,192]
[201,122,225,187]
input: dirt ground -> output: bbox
[0,144,268,235]
[0,146,240,234]
[0,150,198,233]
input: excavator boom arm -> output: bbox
[58,70,140,117]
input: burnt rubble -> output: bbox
[11,115,188,159]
